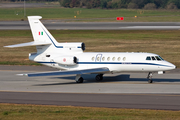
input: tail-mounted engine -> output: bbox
[59,42,85,52]
[53,56,77,65]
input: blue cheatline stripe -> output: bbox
[42,27,81,49]
[38,62,56,64]
[42,27,63,48]
[78,62,172,67]
[37,61,173,67]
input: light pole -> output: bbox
[24,0,26,19]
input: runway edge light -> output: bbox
[116,17,124,20]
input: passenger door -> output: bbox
[95,54,102,62]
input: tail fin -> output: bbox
[28,16,58,44]
[4,16,57,51]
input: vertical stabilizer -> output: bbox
[28,16,58,45]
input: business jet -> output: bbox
[5,16,176,83]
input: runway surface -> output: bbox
[1,21,180,30]
[0,65,180,110]
[0,3,52,8]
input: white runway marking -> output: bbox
[119,26,180,30]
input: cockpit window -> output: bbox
[159,56,164,61]
[147,56,164,61]
[155,56,161,61]
[146,56,151,60]
[151,56,156,60]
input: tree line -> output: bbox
[59,0,180,9]
[1,0,180,9]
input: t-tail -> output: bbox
[5,16,59,53]
[4,16,85,53]
[4,16,85,65]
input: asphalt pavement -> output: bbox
[0,65,180,110]
[1,21,180,30]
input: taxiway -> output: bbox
[0,65,180,110]
[1,21,180,30]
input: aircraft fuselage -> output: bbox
[30,52,175,73]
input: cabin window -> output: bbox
[151,56,156,60]
[146,56,151,60]
[46,55,50,57]
[123,57,126,61]
[92,57,95,61]
[112,57,115,61]
[102,57,105,61]
[97,57,100,61]
[107,57,110,61]
[117,57,121,61]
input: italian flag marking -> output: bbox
[39,32,43,35]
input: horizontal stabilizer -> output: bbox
[17,67,110,77]
[4,41,51,48]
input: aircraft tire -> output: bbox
[148,79,153,83]
[96,74,103,81]
[76,77,84,83]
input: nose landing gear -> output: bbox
[147,72,153,83]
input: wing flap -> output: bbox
[17,67,110,77]
[4,41,51,48]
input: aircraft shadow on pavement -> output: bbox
[33,74,180,86]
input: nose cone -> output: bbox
[171,64,176,69]
[166,61,176,70]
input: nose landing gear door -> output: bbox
[95,54,102,62]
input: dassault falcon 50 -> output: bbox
[5,16,176,83]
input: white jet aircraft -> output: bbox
[5,16,176,83]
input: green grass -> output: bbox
[1,7,180,22]
[0,104,180,120]
[1,30,180,67]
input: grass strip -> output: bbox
[1,8,180,22]
[1,30,180,67]
[0,103,180,120]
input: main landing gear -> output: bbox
[75,74,104,83]
[147,72,153,83]
[95,74,103,81]
[75,74,84,83]
[76,77,84,83]
[76,73,154,83]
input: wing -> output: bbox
[17,67,110,77]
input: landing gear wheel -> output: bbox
[148,79,153,83]
[76,77,84,83]
[147,72,153,83]
[95,74,103,81]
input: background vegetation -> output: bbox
[1,0,180,10]
[59,0,180,9]
[0,104,180,120]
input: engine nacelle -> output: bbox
[58,42,85,52]
[53,56,77,65]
